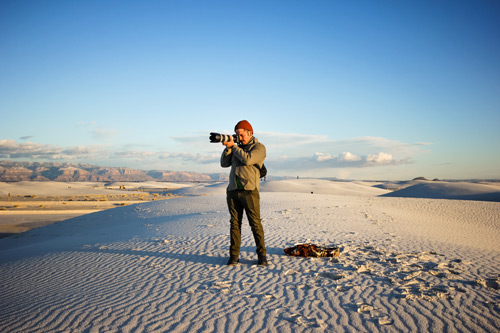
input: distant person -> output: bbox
[220,120,267,266]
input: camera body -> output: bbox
[209,132,240,144]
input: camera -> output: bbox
[209,132,240,144]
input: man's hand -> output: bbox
[222,137,235,148]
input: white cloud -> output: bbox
[158,152,219,164]
[268,151,408,172]
[366,152,394,164]
[313,152,334,162]
[338,152,362,162]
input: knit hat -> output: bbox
[234,120,253,132]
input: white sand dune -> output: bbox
[1,179,499,332]
[260,179,390,196]
[382,181,500,202]
[169,182,228,196]
[169,179,390,197]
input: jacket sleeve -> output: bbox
[232,143,266,166]
[220,147,233,168]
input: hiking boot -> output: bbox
[257,256,268,266]
[227,256,239,266]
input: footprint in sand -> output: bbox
[378,316,394,325]
[356,265,372,274]
[476,278,500,290]
[283,313,326,328]
[429,270,448,278]
[356,302,394,325]
[336,284,353,292]
[356,303,373,313]
[213,280,232,293]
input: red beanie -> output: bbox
[235,120,253,132]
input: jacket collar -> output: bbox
[239,136,256,147]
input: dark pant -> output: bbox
[226,189,266,258]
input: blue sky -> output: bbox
[1,0,499,180]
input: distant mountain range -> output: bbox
[0,161,228,182]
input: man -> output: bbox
[220,120,267,266]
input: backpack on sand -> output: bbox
[284,243,339,258]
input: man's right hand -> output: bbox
[222,137,235,148]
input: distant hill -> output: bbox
[0,161,228,182]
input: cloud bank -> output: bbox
[272,151,409,171]
[0,140,100,160]
[0,132,428,175]
[0,139,219,169]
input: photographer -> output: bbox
[220,120,267,266]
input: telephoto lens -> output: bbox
[209,132,239,144]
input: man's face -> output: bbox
[235,129,252,145]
